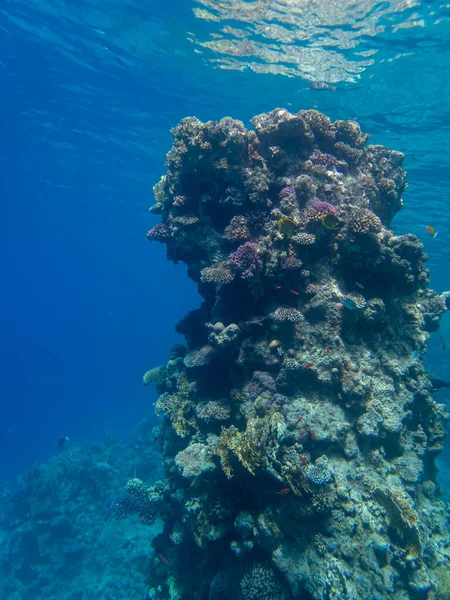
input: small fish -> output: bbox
[341,298,358,310]
[439,332,447,351]
[275,285,283,290]
[411,350,421,361]
[276,488,290,495]
[295,416,304,427]
[157,553,169,565]
[290,289,299,296]
[321,214,341,230]
[299,455,309,466]
[355,281,364,290]
[58,436,70,451]
[309,81,336,91]
[325,346,331,354]
[430,378,450,392]
[277,217,296,236]
[303,363,314,369]
[269,339,282,349]
[426,225,439,238]
[310,432,317,441]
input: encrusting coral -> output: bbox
[142,108,449,599]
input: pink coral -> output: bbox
[229,242,262,280]
[307,201,337,222]
[146,223,170,242]
[282,256,302,270]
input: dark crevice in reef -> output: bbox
[139,109,450,599]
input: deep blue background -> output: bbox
[1,0,449,482]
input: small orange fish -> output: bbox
[157,553,169,565]
[325,346,330,354]
[310,432,317,441]
[295,416,303,427]
[276,488,290,495]
[300,455,309,466]
[290,289,299,296]
[303,363,314,369]
[426,225,439,238]
[275,285,283,290]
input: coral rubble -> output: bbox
[146,109,450,599]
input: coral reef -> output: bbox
[0,420,163,600]
[145,108,449,599]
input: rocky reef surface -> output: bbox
[0,421,163,600]
[144,108,450,599]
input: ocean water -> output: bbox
[1,1,450,598]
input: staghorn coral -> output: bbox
[144,108,449,600]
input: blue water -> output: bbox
[1,0,449,484]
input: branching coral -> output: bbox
[307,200,337,222]
[229,242,263,279]
[348,208,382,235]
[272,307,304,322]
[175,444,216,478]
[200,263,234,285]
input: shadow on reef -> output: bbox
[141,109,450,599]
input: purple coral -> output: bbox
[173,195,186,207]
[307,201,337,222]
[146,223,170,242]
[310,150,338,169]
[279,186,297,212]
[279,186,295,198]
[229,242,262,279]
[244,371,276,400]
[282,255,302,270]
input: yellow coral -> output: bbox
[155,374,198,437]
[374,485,422,557]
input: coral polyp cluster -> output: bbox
[145,108,449,599]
